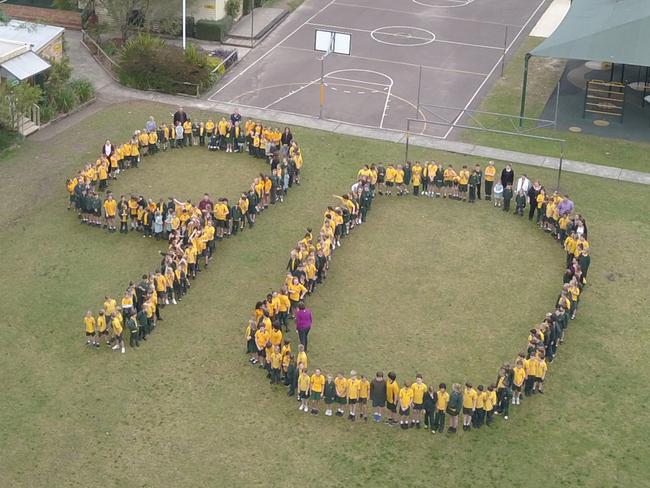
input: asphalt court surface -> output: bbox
[209,0,550,138]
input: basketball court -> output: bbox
[209,0,550,138]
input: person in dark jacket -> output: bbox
[281,127,293,146]
[447,383,463,433]
[422,386,437,430]
[370,371,387,423]
[528,180,542,220]
[500,164,514,188]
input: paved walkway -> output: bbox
[44,30,650,186]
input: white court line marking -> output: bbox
[412,0,474,8]
[277,45,488,77]
[326,75,390,87]
[308,22,502,50]
[371,26,435,47]
[333,2,522,27]
[209,99,436,137]
[263,78,320,109]
[325,69,394,129]
[443,0,548,139]
[210,0,337,98]
[226,82,309,103]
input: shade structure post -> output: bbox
[519,53,531,127]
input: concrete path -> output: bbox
[43,30,650,186]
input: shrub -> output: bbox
[195,17,233,42]
[242,0,262,15]
[226,0,241,18]
[118,33,211,95]
[52,84,79,114]
[69,79,95,103]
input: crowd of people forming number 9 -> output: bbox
[72,107,303,353]
[245,159,592,434]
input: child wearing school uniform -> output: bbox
[309,369,325,415]
[398,380,414,429]
[503,184,513,212]
[358,375,370,421]
[515,189,526,215]
[411,373,427,429]
[512,359,527,405]
[347,370,361,421]
[84,310,97,347]
[485,385,497,425]
[474,385,486,428]
[298,368,310,412]
[462,383,477,431]
[422,385,437,431]
[369,371,387,423]
[493,181,504,207]
[433,383,449,434]
[323,374,336,416]
[334,371,348,417]
[269,345,283,385]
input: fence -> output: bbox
[80,30,120,82]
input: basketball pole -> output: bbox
[319,55,325,119]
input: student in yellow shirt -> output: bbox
[462,383,477,431]
[483,160,497,200]
[334,371,348,417]
[269,345,283,384]
[102,192,117,233]
[458,165,470,202]
[347,370,361,421]
[110,311,125,354]
[255,325,269,368]
[410,373,427,429]
[385,371,400,425]
[84,310,97,347]
[534,353,548,394]
[512,359,527,405]
[298,367,311,412]
[395,164,405,196]
[398,380,414,429]
[443,164,457,199]
[309,368,325,415]
[433,383,450,434]
[474,385,487,428]
[485,384,497,426]
[384,164,397,196]
[96,310,108,345]
[358,374,370,421]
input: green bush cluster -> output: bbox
[118,33,213,96]
[195,16,234,42]
[41,58,95,122]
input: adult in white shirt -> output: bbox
[515,173,531,194]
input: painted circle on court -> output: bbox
[412,0,474,7]
[370,26,435,47]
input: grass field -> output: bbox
[1,101,649,487]
[460,37,650,173]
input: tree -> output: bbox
[0,82,43,131]
[95,0,198,42]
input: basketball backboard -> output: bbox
[314,29,351,55]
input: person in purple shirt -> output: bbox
[557,194,574,217]
[295,302,312,351]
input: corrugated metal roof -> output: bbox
[1,50,51,81]
[0,20,64,52]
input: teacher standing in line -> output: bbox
[295,302,313,352]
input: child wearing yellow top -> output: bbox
[398,380,414,429]
[84,310,97,347]
[474,385,487,428]
[485,385,497,426]
[410,373,427,428]
[309,368,325,414]
[298,368,310,412]
[358,374,370,421]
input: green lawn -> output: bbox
[1,101,649,487]
[460,37,650,173]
